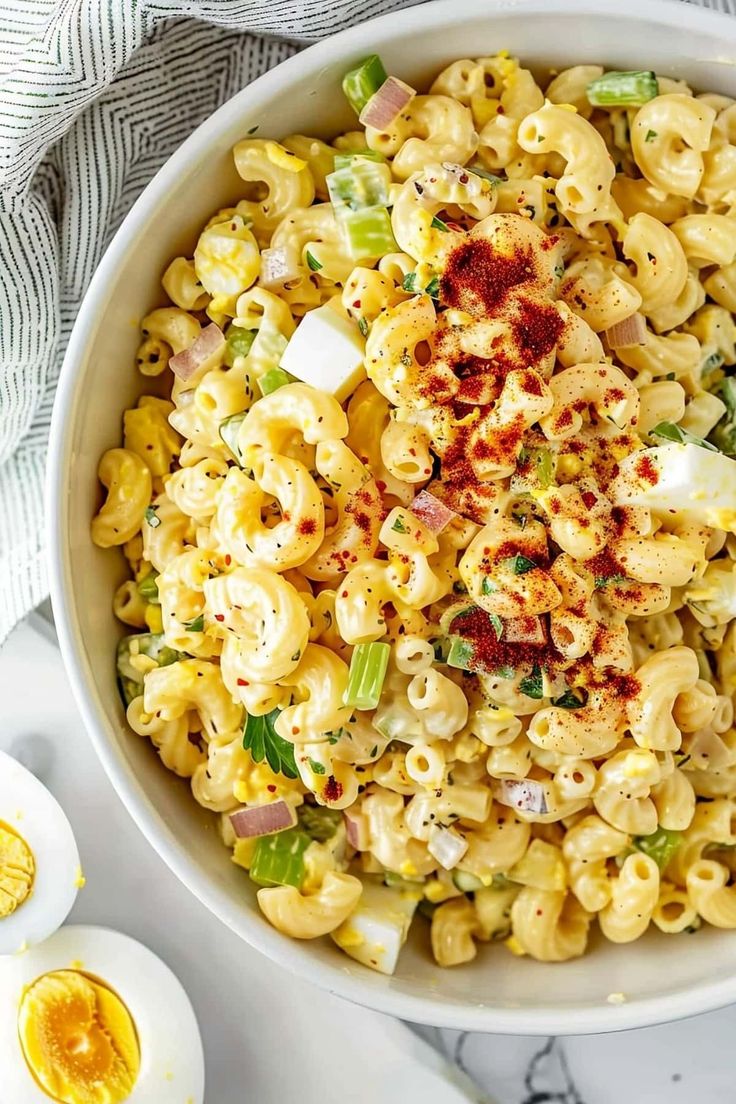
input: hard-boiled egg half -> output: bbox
[0,925,205,1103]
[0,749,81,955]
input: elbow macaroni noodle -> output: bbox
[93,54,736,972]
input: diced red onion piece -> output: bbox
[427,825,468,870]
[259,245,303,291]
[229,800,296,838]
[344,810,369,851]
[504,616,546,645]
[169,323,225,381]
[359,76,416,130]
[605,313,646,349]
[494,779,548,815]
[409,489,457,535]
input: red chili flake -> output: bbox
[224,554,232,566]
[214,613,225,622]
[634,454,659,486]
[267,784,277,792]
[298,517,318,535]
[237,678,249,686]
[324,776,344,802]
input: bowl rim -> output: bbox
[48,0,736,1034]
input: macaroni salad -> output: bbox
[93,54,736,972]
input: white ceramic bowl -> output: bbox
[49,0,736,1033]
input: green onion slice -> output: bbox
[258,367,292,396]
[137,570,160,604]
[650,421,719,452]
[224,325,256,367]
[631,826,682,870]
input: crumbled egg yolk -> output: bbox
[143,605,163,634]
[622,749,657,779]
[504,935,527,956]
[0,820,35,917]
[233,763,302,807]
[18,970,140,1104]
[265,141,307,173]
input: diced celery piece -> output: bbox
[334,149,387,170]
[342,55,388,115]
[224,325,256,367]
[257,366,292,396]
[298,805,343,842]
[326,161,392,217]
[632,827,682,870]
[219,412,246,465]
[586,70,659,107]
[344,642,391,710]
[249,827,311,888]
[342,206,397,260]
[255,325,289,371]
[137,570,160,604]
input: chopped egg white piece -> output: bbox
[0,750,80,955]
[684,559,736,626]
[279,303,366,402]
[331,881,420,975]
[610,443,736,530]
[0,925,204,1104]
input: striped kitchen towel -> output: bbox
[0,0,729,645]
[0,0,423,645]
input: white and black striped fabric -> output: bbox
[0,0,728,645]
[0,0,426,645]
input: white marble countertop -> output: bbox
[5,613,736,1104]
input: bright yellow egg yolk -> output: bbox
[18,970,140,1104]
[0,820,35,917]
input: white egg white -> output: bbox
[0,749,80,955]
[0,924,205,1103]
